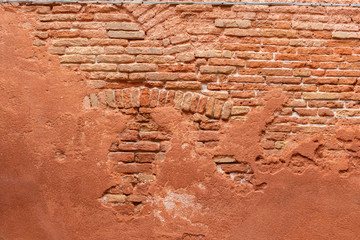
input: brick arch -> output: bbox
[85,87,234,120]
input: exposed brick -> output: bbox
[166,90,176,106]
[138,174,156,182]
[140,123,158,131]
[131,88,140,108]
[205,97,216,118]
[195,131,219,142]
[165,82,202,90]
[231,106,250,116]
[293,68,311,77]
[48,46,66,55]
[66,46,104,55]
[213,100,225,119]
[158,90,167,107]
[294,108,318,116]
[140,132,171,141]
[200,121,220,130]
[106,73,128,82]
[150,88,159,108]
[126,47,162,55]
[97,55,135,63]
[164,44,192,55]
[126,195,147,203]
[170,34,191,45]
[292,21,324,30]
[146,72,178,81]
[318,109,335,117]
[193,96,206,115]
[332,31,360,39]
[215,19,251,28]
[105,89,116,108]
[137,55,176,64]
[176,4,213,12]
[59,55,95,63]
[53,38,88,47]
[108,30,145,39]
[104,194,126,203]
[336,110,360,117]
[135,153,156,163]
[200,66,236,74]
[221,101,233,120]
[190,94,200,113]
[90,39,128,46]
[80,64,117,72]
[94,14,131,21]
[122,88,132,108]
[176,52,195,62]
[302,93,339,100]
[115,141,160,152]
[182,92,192,112]
[224,28,260,37]
[118,64,157,72]
[195,50,232,58]
[39,14,76,22]
[107,22,139,31]
[108,152,134,163]
[208,58,245,67]
[174,91,184,109]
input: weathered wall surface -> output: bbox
[1,2,360,239]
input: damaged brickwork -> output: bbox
[3,1,360,239]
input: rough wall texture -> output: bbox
[2,1,360,239]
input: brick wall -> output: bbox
[15,2,360,217]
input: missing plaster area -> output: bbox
[99,109,171,216]
[213,155,267,195]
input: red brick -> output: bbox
[139,132,171,141]
[108,152,134,163]
[175,4,213,12]
[227,76,264,83]
[205,97,216,118]
[197,131,219,142]
[140,88,150,107]
[118,64,157,73]
[200,121,221,130]
[98,55,135,63]
[200,66,236,74]
[122,89,132,109]
[294,108,318,116]
[165,82,201,90]
[115,141,160,152]
[208,58,245,67]
[182,92,192,112]
[166,90,176,106]
[158,90,167,107]
[146,72,179,81]
[318,109,335,117]
[213,100,225,119]
[108,30,145,39]
[135,153,156,163]
[190,94,200,113]
[150,89,159,108]
[197,96,208,114]
[230,91,255,99]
